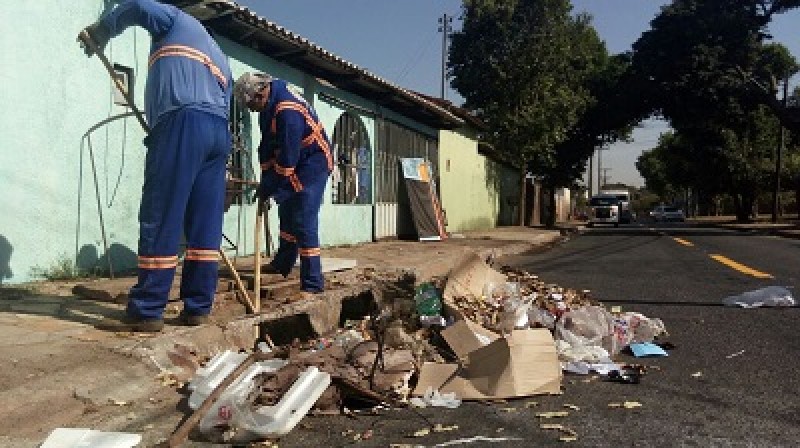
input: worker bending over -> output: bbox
[234,73,333,296]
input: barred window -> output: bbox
[331,112,371,204]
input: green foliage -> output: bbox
[29,254,96,281]
[629,0,800,221]
[450,0,604,170]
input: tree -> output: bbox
[629,0,800,221]
[449,0,606,226]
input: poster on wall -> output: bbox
[400,158,447,241]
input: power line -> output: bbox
[395,29,438,83]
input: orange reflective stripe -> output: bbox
[289,173,303,192]
[298,247,321,257]
[138,255,178,269]
[273,102,334,171]
[279,231,297,243]
[261,158,276,171]
[274,164,295,176]
[185,249,219,262]
[148,45,227,86]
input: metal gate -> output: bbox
[373,119,438,239]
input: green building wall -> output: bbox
[438,129,520,232]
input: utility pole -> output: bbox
[588,149,594,198]
[597,147,605,192]
[772,73,789,223]
[601,168,612,187]
[438,13,453,100]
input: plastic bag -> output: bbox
[554,306,619,360]
[409,387,461,409]
[528,306,557,329]
[496,295,533,333]
[482,282,521,305]
[722,286,796,308]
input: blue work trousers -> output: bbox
[128,107,231,320]
[270,173,327,292]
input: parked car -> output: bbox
[649,205,685,222]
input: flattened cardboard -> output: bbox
[414,328,562,400]
[443,251,507,301]
[440,319,500,359]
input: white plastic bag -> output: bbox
[409,387,461,409]
[722,286,796,308]
[614,312,667,345]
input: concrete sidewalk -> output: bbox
[0,226,563,447]
[688,217,800,239]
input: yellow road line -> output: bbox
[672,237,694,247]
[709,254,774,279]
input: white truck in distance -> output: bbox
[599,189,633,224]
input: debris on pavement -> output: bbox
[535,411,570,418]
[40,428,141,448]
[433,435,524,446]
[726,349,746,359]
[101,249,670,445]
[722,286,796,308]
[629,342,669,358]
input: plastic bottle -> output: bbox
[414,283,442,316]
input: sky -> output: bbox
[237,0,800,188]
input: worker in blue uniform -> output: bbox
[233,73,333,297]
[80,0,232,332]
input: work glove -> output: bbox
[78,21,111,58]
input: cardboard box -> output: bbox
[414,328,562,400]
[443,251,507,301]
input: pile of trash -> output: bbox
[162,250,670,444]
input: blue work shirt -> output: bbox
[100,0,232,127]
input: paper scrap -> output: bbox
[629,342,668,358]
[726,350,745,359]
[413,428,431,437]
[535,411,570,418]
[563,404,580,411]
[623,401,642,409]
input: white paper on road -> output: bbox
[722,286,796,308]
[434,435,524,446]
[563,360,620,375]
[40,428,141,448]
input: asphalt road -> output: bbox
[257,222,800,448]
[494,221,800,447]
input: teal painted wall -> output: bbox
[0,2,152,283]
[0,1,438,283]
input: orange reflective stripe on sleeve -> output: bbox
[185,248,219,262]
[279,231,297,243]
[274,164,295,176]
[138,255,179,269]
[298,247,321,257]
[149,45,227,86]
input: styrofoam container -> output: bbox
[189,355,286,410]
[40,428,141,447]
[234,366,331,437]
[188,350,248,392]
